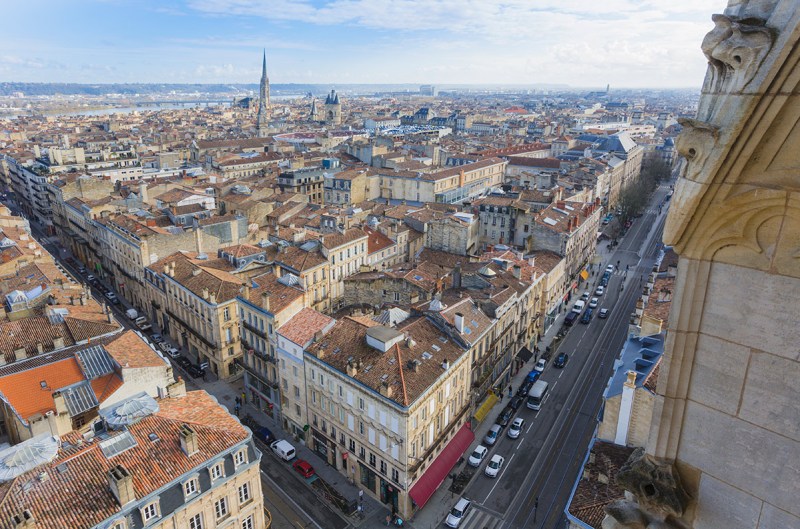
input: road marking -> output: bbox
[558,370,563,379]
[486,452,514,500]
[260,470,324,529]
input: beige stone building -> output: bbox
[0,387,265,529]
[320,228,369,308]
[304,315,473,520]
[145,251,246,380]
[604,3,800,528]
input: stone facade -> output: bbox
[608,2,800,528]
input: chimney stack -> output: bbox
[512,264,521,279]
[10,510,34,529]
[346,360,358,377]
[108,465,136,506]
[202,288,209,300]
[209,293,217,304]
[454,313,465,333]
[379,381,393,398]
[261,291,271,312]
[180,424,199,456]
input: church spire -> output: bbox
[256,49,270,137]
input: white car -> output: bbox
[445,497,472,528]
[507,418,524,439]
[534,358,547,373]
[580,290,590,301]
[589,297,599,308]
[484,454,505,478]
[606,264,614,273]
[484,424,501,446]
[595,286,605,296]
[468,445,488,467]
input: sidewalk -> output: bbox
[189,371,391,528]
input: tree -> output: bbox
[641,154,672,188]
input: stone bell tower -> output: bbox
[324,89,342,127]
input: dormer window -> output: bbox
[209,461,224,481]
[234,448,247,467]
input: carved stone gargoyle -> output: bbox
[602,448,691,529]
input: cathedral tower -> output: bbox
[256,50,270,137]
[324,89,342,126]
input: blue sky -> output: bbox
[0,0,720,87]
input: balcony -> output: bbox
[242,320,267,339]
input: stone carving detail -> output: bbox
[602,448,691,529]
[674,119,719,184]
[701,14,774,95]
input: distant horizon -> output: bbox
[0,1,717,88]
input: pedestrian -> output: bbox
[241,392,246,405]
[385,514,391,526]
[508,386,513,398]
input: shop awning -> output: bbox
[517,346,534,363]
[409,423,475,509]
[473,392,499,423]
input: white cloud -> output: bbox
[186,0,719,86]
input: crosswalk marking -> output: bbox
[459,508,503,529]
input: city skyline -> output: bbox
[1,0,720,88]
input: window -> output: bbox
[188,513,203,529]
[183,477,199,497]
[358,397,365,410]
[214,497,229,520]
[209,462,224,481]
[380,460,387,474]
[369,453,376,466]
[234,449,247,467]
[359,421,364,435]
[223,308,230,321]
[241,516,254,529]
[392,468,400,483]
[111,521,126,529]
[349,439,356,452]
[238,482,252,504]
[142,501,159,523]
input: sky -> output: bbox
[0,0,721,88]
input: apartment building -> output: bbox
[145,252,245,380]
[323,168,378,206]
[303,314,473,519]
[273,244,331,313]
[0,387,265,529]
[275,308,334,437]
[238,271,305,418]
[425,212,480,256]
[320,228,369,309]
[529,200,602,276]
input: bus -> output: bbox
[526,380,549,411]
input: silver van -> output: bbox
[526,380,549,411]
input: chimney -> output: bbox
[36,343,44,355]
[454,313,465,333]
[441,358,450,370]
[405,336,416,349]
[261,292,271,312]
[557,201,565,209]
[10,510,34,529]
[163,264,170,275]
[379,381,393,398]
[202,288,209,300]
[179,424,199,456]
[194,226,203,255]
[139,181,149,204]
[453,262,462,289]
[615,370,638,445]
[52,391,68,415]
[108,465,136,506]
[209,293,217,304]
[242,283,251,300]
[512,264,521,279]
[146,218,157,227]
[14,348,26,361]
[192,268,201,277]
[107,309,114,324]
[69,295,75,305]
[346,360,358,377]
[80,292,87,305]
[166,377,187,398]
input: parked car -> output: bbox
[507,418,524,439]
[589,297,599,308]
[599,308,610,319]
[484,455,505,478]
[580,291,590,301]
[165,346,180,358]
[595,285,605,296]
[600,276,609,287]
[495,405,514,428]
[468,445,488,467]
[77,266,86,274]
[509,395,524,411]
[86,274,96,284]
[187,364,205,378]
[554,352,569,368]
[292,459,315,478]
[150,333,164,344]
[158,342,171,352]
[517,379,534,398]
[484,424,502,446]
[254,426,274,444]
[105,292,120,304]
[580,308,593,324]
[176,356,192,370]
[606,264,615,273]
[534,358,547,373]
[445,497,472,528]
[135,317,152,331]
[126,308,138,320]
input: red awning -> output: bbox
[409,423,475,509]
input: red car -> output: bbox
[292,459,315,478]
